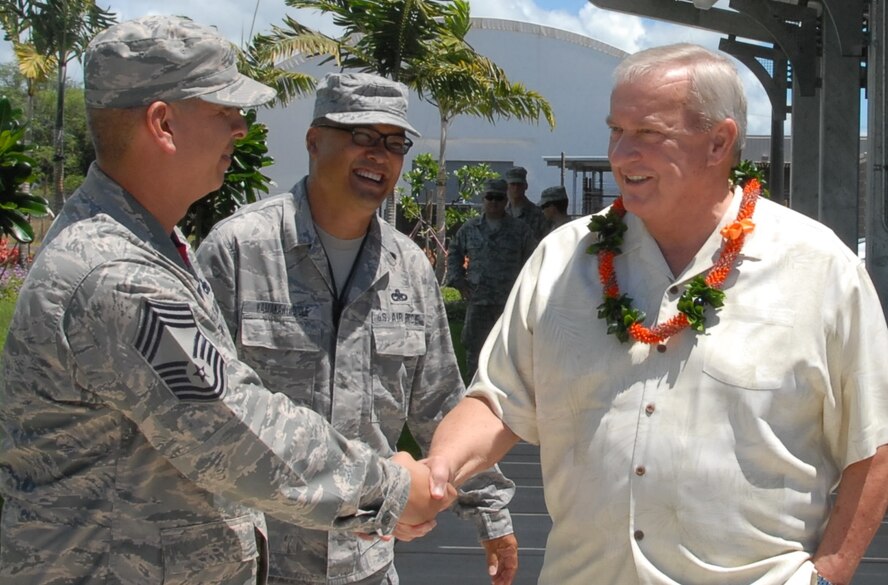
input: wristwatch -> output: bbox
[814,574,835,585]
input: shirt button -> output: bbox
[634,530,644,541]
[669,286,679,295]
[635,466,646,476]
[645,403,656,415]
[657,344,667,353]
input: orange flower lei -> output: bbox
[592,178,761,344]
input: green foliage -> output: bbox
[730,160,770,198]
[440,285,462,304]
[287,0,448,82]
[0,290,17,351]
[179,110,274,245]
[677,276,726,332]
[0,0,116,209]
[452,162,496,202]
[0,96,50,242]
[587,209,627,254]
[401,155,489,240]
[596,294,643,344]
[401,152,438,221]
[237,14,335,107]
[442,290,466,321]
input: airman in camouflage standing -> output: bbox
[539,185,571,231]
[0,16,452,585]
[504,166,548,240]
[197,73,518,585]
[446,178,536,378]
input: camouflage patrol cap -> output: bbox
[505,166,527,185]
[482,178,508,195]
[313,72,420,136]
[540,185,568,204]
[84,15,276,109]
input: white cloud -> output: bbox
[1,0,775,134]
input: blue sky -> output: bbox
[2,0,863,136]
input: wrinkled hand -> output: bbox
[482,533,518,585]
[423,454,454,498]
[391,518,437,542]
[391,451,456,529]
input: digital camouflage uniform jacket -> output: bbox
[446,214,536,307]
[197,180,515,584]
[0,165,410,585]
[506,200,548,241]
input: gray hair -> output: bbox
[614,43,747,157]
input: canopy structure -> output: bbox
[587,0,888,313]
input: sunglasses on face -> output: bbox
[484,194,506,201]
[315,124,413,154]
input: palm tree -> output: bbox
[0,8,55,146]
[409,1,554,277]
[0,0,115,212]
[238,14,341,107]
[183,11,343,241]
[285,0,555,279]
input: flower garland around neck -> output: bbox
[588,178,761,345]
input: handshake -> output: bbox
[389,451,458,541]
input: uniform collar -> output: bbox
[70,163,191,269]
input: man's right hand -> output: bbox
[391,451,457,527]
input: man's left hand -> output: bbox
[482,533,518,585]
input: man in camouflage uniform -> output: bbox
[504,166,548,241]
[446,179,536,378]
[0,17,452,585]
[539,185,571,231]
[196,73,518,585]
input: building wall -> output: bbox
[257,18,626,211]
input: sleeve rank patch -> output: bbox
[135,299,228,402]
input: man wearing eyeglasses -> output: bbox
[445,179,536,378]
[197,73,517,585]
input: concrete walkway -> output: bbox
[394,441,888,584]
[395,442,548,584]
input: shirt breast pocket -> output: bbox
[160,516,258,585]
[370,325,426,424]
[702,305,795,390]
[239,313,320,408]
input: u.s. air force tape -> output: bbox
[134,299,227,401]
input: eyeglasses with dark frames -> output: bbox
[314,124,413,155]
[484,194,507,201]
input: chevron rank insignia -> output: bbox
[135,299,227,402]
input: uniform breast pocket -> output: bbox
[370,325,427,424]
[160,516,258,585]
[239,314,320,407]
[702,305,795,390]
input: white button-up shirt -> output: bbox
[471,190,888,585]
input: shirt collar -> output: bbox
[617,185,763,285]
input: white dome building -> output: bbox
[258,18,627,214]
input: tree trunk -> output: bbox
[52,60,67,213]
[433,117,449,283]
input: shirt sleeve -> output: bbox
[407,258,515,540]
[468,243,544,445]
[823,260,888,471]
[63,258,410,535]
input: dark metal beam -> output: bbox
[729,0,820,96]
[720,37,788,201]
[820,0,866,56]
[588,0,772,42]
